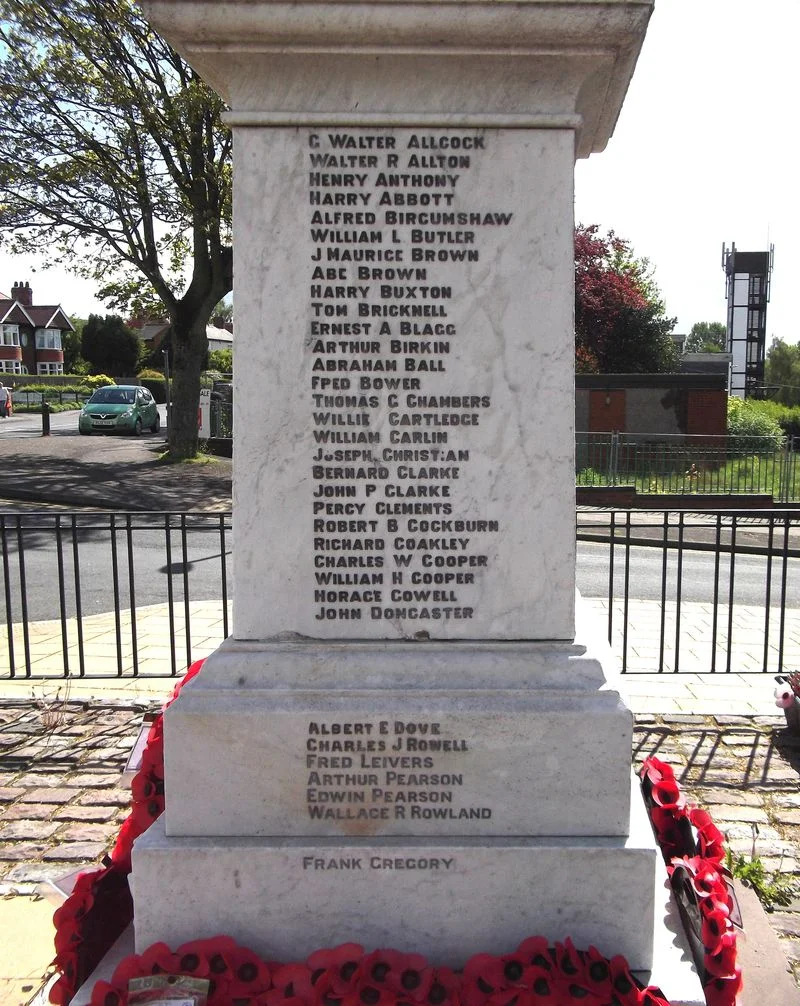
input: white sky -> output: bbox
[575,0,799,342]
[2,0,798,342]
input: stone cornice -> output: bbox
[141,0,654,157]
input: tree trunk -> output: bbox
[167,314,210,460]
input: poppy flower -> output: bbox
[701,908,732,955]
[136,941,184,974]
[579,947,611,997]
[424,967,460,1006]
[485,987,537,1006]
[639,990,672,1006]
[360,949,408,988]
[53,871,97,932]
[672,857,725,900]
[89,981,127,1006]
[648,807,688,862]
[703,968,742,1006]
[552,940,586,986]
[607,955,639,1001]
[226,944,272,997]
[520,966,562,1003]
[496,950,532,989]
[167,657,206,706]
[309,970,344,1006]
[515,938,552,972]
[110,951,149,987]
[49,951,79,1003]
[131,770,163,803]
[53,918,82,957]
[704,931,738,979]
[650,777,686,813]
[462,953,506,1006]
[307,944,365,993]
[270,962,316,1002]
[384,954,433,1000]
[688,809,726,865]
[341,984,398,1006]
[640,757,675,785]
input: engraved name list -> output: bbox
[308,130,511,627]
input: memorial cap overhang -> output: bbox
[139,1,653,159]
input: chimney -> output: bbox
[11,281,33,307]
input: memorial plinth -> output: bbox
[132,0,697,992]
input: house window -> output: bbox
[0,360,23,374]
[0,325,20,347]
[35,328,62,350]
[37,362,64,375]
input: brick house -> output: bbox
[0,281,71,376]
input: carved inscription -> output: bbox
[305,718,491,824]
[308,130,509,624]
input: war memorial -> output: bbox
[109,1,705,1003]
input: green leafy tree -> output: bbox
[64,317,89,375]
[764,337,800,406]
[684,321,727,354]
[211,300,233,330]
[81,314,141,377]
[0,0,232,459]
[727,397,784,450]
[574,225,678,373]
[208,348,233,373]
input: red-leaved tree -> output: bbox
[575,225,678,374]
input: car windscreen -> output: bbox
[89,388,134,405]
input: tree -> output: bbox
[0,0,232,459]
[574,225,678,373]
[208,348,233,373]
[64,317,89,375]
[81,314,141,377]
[765,337,800,406]
[684,321,727,354]
[211,300,233,331]
[727,397,784,450]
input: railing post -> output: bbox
[609,431,619,487]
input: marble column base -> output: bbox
[132,776,657,969]
[163,608,634,839]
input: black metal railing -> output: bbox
[0,512,230,680]
[0,509,796,679]
[576,432,800,501]
[577,508,800,674]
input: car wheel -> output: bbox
[133,418,143,436]
[152,412,161,433]
[79,428,90,436]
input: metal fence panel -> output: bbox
[576,508,800,674]
[0,509,796,679]
[0,512,231,680]
[576,432,800,501]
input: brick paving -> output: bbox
[1,696,799,991]
[0,698,155,891]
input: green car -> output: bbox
[78,385,161,436]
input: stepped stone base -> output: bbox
[132,777,657,969]
[71,871,706,1006]
[163,615,634,839]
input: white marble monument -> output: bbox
[130,2,700,998]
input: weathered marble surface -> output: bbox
[164,621,633,838]
[134,780,657,968]
[233,126,576,641]
[139,0,654,159]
